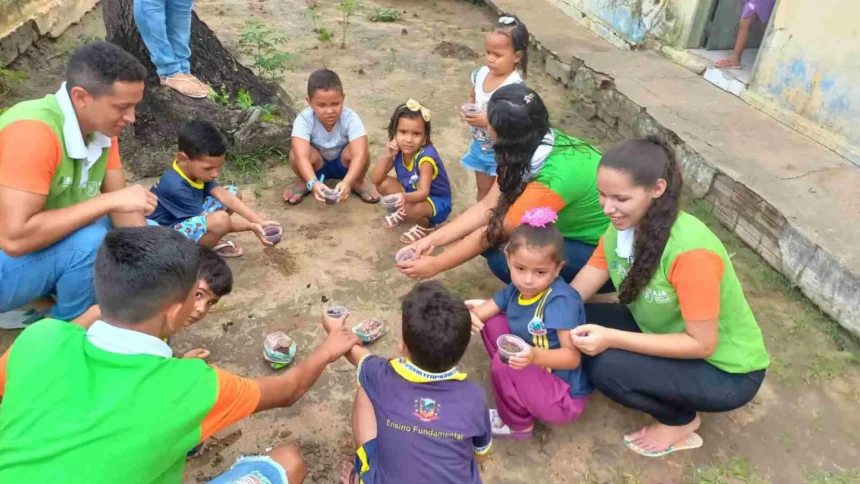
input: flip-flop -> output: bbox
[623,427,703,457]
[0,308,50,330]
[351,187,380,204]
[489,409,534,440]
[714,61,743,70]
[213,240,244,258]
[283,181,312,206]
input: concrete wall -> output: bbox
[747,0,860,165]
[0,0,98,65]
[549,0,701,48]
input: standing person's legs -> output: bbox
[164,0,194,75]
[0,221,109,321]
[474,172,495,202]
[134,0,180,78]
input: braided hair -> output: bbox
[599,137,682,304]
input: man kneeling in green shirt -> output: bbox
[0,226,359,483]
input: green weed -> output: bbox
[369,7,401,22]
[220,147,284,185]
[303,3,322,31]
[317,28,335,44]
[805,467,860,484]
[803,351,856,384]
[0,66,27,99]
[338,0,356,48]
[209,85,232,106]
[687,456,769,484]
[238,20,294,81]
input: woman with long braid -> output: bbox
[570,137,770,457]
[398,84,610,285]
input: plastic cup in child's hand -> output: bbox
[496,334,529,365]
[322,188,341,205]
[262,224,283,245]
[381,194,400,214]
[462,103,481,116]
[395,247,416,263]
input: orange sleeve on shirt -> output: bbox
[106,138,122,170]
[504,182,566,228]
[0,120,63,195]
[0,347,11,396]
[586,236,608,270]
[668,249,725,321]
[199,367,262,442]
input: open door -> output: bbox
[703,0,767,50]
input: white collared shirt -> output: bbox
[55,82,113,187]
[86,320,173,358]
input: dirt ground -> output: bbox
[2,1,860,483]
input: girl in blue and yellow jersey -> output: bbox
[371,100,453,244]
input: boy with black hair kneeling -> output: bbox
[0,226,358,483]
[324,282,492,484]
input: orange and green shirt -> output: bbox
[587,212,770,374]
[505,130,609,245]
[0,83,122,210]
[0,319,260,483]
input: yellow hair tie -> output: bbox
[405,98,431,122]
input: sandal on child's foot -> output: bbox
[383,208,406,228]
[400,224,434,244]
[489,409,534,440]
[213,240,244,258]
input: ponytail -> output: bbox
[600,137,682,304]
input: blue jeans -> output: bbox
[134,0,194,77]
[483,238,615,292]
[0,218,112,321]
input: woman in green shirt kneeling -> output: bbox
[570,137,769,457]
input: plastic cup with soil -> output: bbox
[381,194,401,214]
[394,247,416,263]
[462,103,482,116]
[325,305,350,320]
[322,188,341,205]
[263,331,297,369]
[352,318,388,344]
[496,334,529,365]
[263,224,283,245]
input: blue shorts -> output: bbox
[315,152,349,180]
[209,455,288,484]
[353,439,378,484]
[460,139,497,176]
[427,194,452,227]
[173,185,238,243]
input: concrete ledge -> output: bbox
[1,0,99,65]
[486,0,860,336]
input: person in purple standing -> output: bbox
[468,207,592,440]
[715,0,776,69]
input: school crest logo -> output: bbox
[85,181,101,197]
[408,174,419,186]
[528,317,547,336]
[413,398,440,422]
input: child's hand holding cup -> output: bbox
[322,305,350,333]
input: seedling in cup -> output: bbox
[262,224,282,245]
[496,334,529,365]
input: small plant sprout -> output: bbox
[317,28,334,44]
[303,4,322,32]
[338,0,356,49]
[369,7,401,22]
[238,20,294,81]
[208,85,231,106]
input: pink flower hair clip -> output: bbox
[520,207,558,228]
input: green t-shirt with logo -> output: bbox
[603,212,769,374]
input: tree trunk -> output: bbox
[102,0,296,180]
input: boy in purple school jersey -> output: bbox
[324,282,492,484]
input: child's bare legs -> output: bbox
[403,200,433,228]
[284,147,325,204]
[341,143,378,202]
[341,387,377,484]
[267,444,308,484]
[715,15,755,68]
[475,172,496,202]
[375,176,402,196]
[197,211,243,256]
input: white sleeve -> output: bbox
[291,110,313,140]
